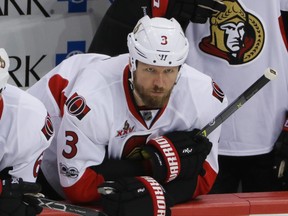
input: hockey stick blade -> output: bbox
[26,194,108,216]
[199,68,277,137]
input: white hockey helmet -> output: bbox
[127,15,189,72]
[0,48,10,92]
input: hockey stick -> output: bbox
[26,194,108,216]
[199,67,277,137]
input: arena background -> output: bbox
[0,0,111,88]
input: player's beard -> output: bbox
[133,80,173,109]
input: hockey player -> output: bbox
[0,48,54,216]
[88,0,288,193]
[28,16,228,216]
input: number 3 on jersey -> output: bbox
[62,131,78,159]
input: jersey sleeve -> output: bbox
[193,76,228,197]
[27,53,110,118]
[57,97,107,203]
[10,94,53,182]
[191,71,228,197]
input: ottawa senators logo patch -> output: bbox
[42,113,54,140]
[212,81,225,102]
[199,0,265,65]
[66,92,90,120]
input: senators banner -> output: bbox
[0,0,111,88]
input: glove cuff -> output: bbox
[147,136,181,182]
[136,176,170,216]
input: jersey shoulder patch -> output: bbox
[212,81,225,103]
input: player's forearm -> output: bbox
[90,158,150,179]
[63,159,150,203]
[63,168,105,203]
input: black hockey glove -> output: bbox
[167,0,226,28]
[141,129,212,183]
[273,112,288,190]
[0,177,43,216]
[98,176,173,216]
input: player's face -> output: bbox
[220,22,245,53]
[133,61,179,108]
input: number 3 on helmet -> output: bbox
[127,15,189,72]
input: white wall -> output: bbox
[0,0,111,88]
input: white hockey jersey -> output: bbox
[28,53,228,200]
[0,84,53,182]
[185,0,288,156]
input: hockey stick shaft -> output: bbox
[26,195,108,216]
[199,68,277,137]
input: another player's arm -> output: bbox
[88,0,151,55]
[0,101,52,216]
[88,0,226,55]
[11,103,53,182]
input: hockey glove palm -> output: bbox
[0,177,43,216]
[98,176,173,216]
[142,129,212,183]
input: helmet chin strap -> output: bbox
[128,70,145,107]
[174,68,182,85]
[133,88,145,107]
[128,76,134,90]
